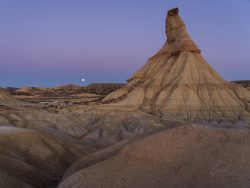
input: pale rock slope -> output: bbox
[103,8,250,122]
[0,88,18,105]
[59,124,250,188]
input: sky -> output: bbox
[0,0,249,87]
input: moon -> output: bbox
[81,78,85,82]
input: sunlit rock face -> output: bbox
[103,8,250,122]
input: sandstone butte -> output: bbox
[58,9,250,188]
[102,8,250,122]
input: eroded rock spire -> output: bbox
[166,8,200,53]
[103,8,250,122]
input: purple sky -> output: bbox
[0,0,250,87]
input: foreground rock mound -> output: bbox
[59,124,250,188]
[0,127,94,188]
[103,8,250,121]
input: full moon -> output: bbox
[81,78,85,82]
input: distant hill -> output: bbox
[16,86,45,93]
[4,83,125,99]
[47,83,126,95]
[82,83,126,95]
[3,81,249,97]
[5,87,19,93]
[50,84,82,92]
[232,80,250,89]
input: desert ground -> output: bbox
[0,8,250,188]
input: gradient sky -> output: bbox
[0,0,249,87]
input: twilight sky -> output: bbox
[0,0,249,87]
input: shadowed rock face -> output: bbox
[0,127,94,188]
[0,92,168,187]
[103,8,250,122]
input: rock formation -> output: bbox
[0,127,94,188]
[103,8,250,122]
[59,124,250,188]
[0,88,18,105]
[0,7,250,188]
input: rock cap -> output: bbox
[167,8,179,16]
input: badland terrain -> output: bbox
[0,8,250,188]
